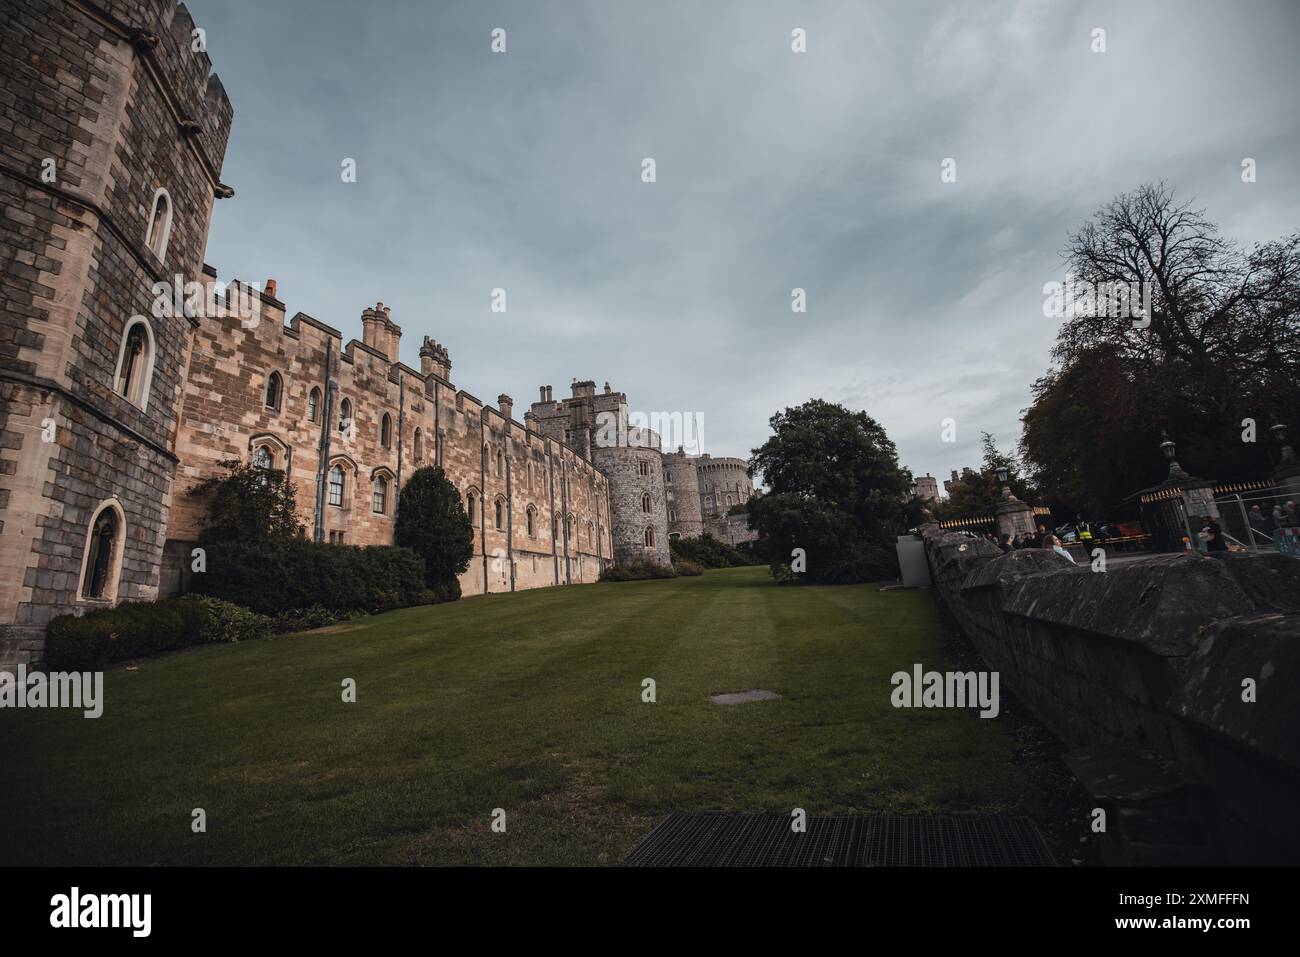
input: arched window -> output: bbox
[381,413,393,450]
[308,387,320,423]
[638,461,650,477]
[79,501,124,602]
[145,188,172,262]
[641,493,652,513]
[113,318,154,409]
[466,490,478,526]
[328,465,345,507]
[265,371,283,411]
[586,520,593,543]
[495,497,505,530]
[526,505,536,537]
[254,445,273,470]
[644,526,656,548]
[338,398,352,435]
[413,428,423,463]
[373,475,388,515]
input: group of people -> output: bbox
[985,525,1077,563]
[1247,502,1299,543]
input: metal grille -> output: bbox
[623,813,1056,866]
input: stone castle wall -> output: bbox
[919,524,1300,863]
[527,382,671,567]
[0,0,233,665]
[168,286,613,599]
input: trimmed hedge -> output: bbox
[191,539,427,615]
[672,559,704,576]
[669,534,758,569]
[599,560,677,582]
[45,597,271,670]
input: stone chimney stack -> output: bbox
[419,336,451,380]
[498,394,513,422]
[362,302,385,353]
[382,306,401,363]
[539,385,547,402]
[264,278,277,299]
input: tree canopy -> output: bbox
[1020,182,1300,514]
[747,399,910,582]
[188,458,304,543]
[393,466,474,586]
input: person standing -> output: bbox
[1248,504,1269,546]
[1201,517,1228,554]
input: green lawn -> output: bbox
[0,567,1056,865]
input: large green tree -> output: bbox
[747,399,910,583]
[393,466,474,587]
[1021,182,1300,514]
[188,458,304,543]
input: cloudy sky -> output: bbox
[190,0,1300,488]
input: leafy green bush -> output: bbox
[270,605,363,634]
[672,559,704,576]
[44,596,274,670]
[192,539,426,614]
[417,578,462,606]
[599,560,677,582]
[192,597,273,643]
[46,600,185,669]
[771,563,799,584]
[669,534,758,569]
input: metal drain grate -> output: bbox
[623,813,1056,866]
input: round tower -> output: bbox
[591,423,671,567]
[696,455,755,520]
[661,447,704,539]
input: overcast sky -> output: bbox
[190,0,1300,488]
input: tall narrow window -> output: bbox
[644,526,655,548]
[373,475,388,514]
[495,497,505,530]
[308,387,320,423]
[145,188,172,262]
[413,428,423,462]
[339,398,352,435]
[265,372,283,411]
[81,505,121,600]
[328,465,344,507]
[114,318,154,409]
[526,506,536,537]
[496,450,504,478]
[642,493,652,513]
[467,492,477,526]
[381,413,393,450]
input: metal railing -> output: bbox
[1215,487,1299,555]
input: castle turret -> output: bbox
[497,394,513,422]
[662,447,705,539]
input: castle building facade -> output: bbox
[0,0,757,669]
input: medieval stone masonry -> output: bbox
[0,0,756,668]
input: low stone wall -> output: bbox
[918,524,1300,864]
